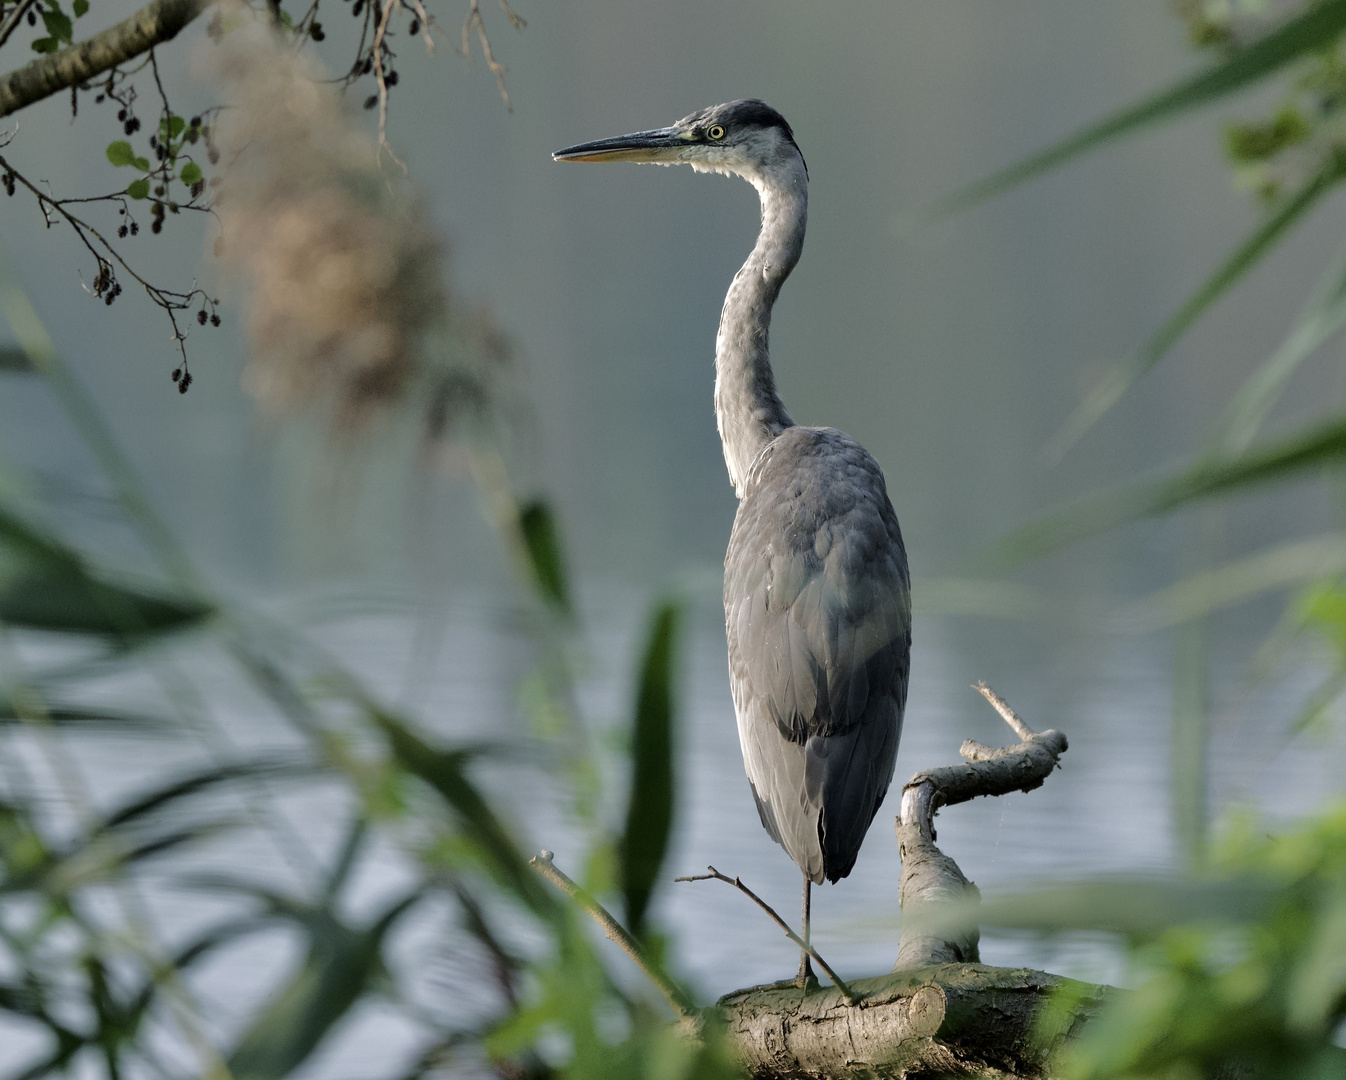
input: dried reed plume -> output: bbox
[207,13,473,432]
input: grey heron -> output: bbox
[555,100,911,985]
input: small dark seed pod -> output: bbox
[197,309,207,325]
[172,368,181,382]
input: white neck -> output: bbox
[713,155,807,497]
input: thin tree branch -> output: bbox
[370,0,404,169]
[0,0,210,119]
[462,0,508,109]
[974,680,1035,741]
[675,866,860,1004]
[0,0,41,52]
[528,850,696,1019]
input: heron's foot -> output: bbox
[795,953,816,989]
[754,975,814,993]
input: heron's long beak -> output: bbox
[553,126,692,164]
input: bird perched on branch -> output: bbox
[555,100,911,985]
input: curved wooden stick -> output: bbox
[675,866,859,1004]
[528,850,696,1018]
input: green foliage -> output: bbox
[0,284,712,1079]
[1224,106,1312,162]
[225,830,422,1080]
[1046,154,1346,458]
[40,7,72,45]
[0,346,33,373]
[105,141,142,169]
[0,503,212,637]
[997,414,1346,568]
[1039,804,1346,1078]
[936,0,1346,450]
[519,499,572,616]
[927,0,1346,218]
[619,601,682,942]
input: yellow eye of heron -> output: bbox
[707,125,726,140]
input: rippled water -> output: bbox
[2,578,1344,1076]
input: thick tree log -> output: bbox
[0,0,211,119]
[713,963,1111,1079]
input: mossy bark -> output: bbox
[713,964,1111,1079]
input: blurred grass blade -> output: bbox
[518,499,571,616]
[0,697,174,730]
[0,239,202,590]
[911,576,1048,619]
[373,711,550,914]
[0,347,32,373]
[227,892,419,1080]
[1172,594,1209,869]
[1119,533,1346,629]
[997,414,1346,565]
[1214,245,1346,456]
[923,0,1346,217]
[898,876,1279,941]
[1046,158,1346,459]
[619,600,681,940]
[104,757,314,828]
[976,877,1280,935]
[0,501,212,638]
[0,564,212,637]
[323,817,366,902]
[7,821,236,895]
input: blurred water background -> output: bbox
[1,1,1345,1074]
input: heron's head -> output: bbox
[553,99,807,187]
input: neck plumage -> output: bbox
[714,161,807,497]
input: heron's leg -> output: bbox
[796,873,815,985]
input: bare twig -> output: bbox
[900,685,1068,832]
[370,0,404,170]
[463,0,509,109]
[0,0,40,51]
[0,0,211,119]
[0,152,212,366]
[528,850,696,1019]
[404,0,437,51]
[974,680,1034,741]
[675,866,859,1004]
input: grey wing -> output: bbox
[725,429,911,883]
